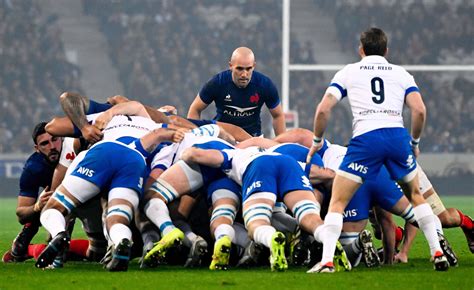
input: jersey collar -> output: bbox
[360,55,388,64]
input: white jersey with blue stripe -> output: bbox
[326,55,419,137]
[221,147,280,185]
[321,144,347,171]
[86,113,163,142]
[150,126,230,171]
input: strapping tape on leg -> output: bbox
[291,200,321,224]
[211,204,237,224]
[149,179,179,203]
[243,203,272,228]
[52,190,76,214]
[106,204,133,222]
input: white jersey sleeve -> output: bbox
[321,144,348,171]
[150,143,178,171]
[326,55,419,137]
[190,124,220,138]
[59,137,77,168]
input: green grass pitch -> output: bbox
[0,197,473,290]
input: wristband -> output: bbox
[410,138,420,147]
[33,202,41,213]
[312,136,323,147]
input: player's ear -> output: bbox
[228,61,233,69]
[384,47,389,57]
[358,45,365,57]
[34,144,40,153]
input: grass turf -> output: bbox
[0,196,473,290]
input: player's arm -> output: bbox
[405,91,426,157]
[216,121,252,142]
[16,187,53,224]
[181,148,225,168]
[133,128,185,155]
[45,116,75,137]
[306,92,338,162]
[269,104,286,136]
[187,94,209,119]
[236,137,278,149]
[60,92,103,143]
[94,100,150,129]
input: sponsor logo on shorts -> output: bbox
[246,180,262,194]
[76,166,95,177]
[343,209,358,218]
[348,162,368,174]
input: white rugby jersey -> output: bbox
[326,55,419,137]
[221,147,279,185]
[58,137,76,168]
[150,125,229,171]
[321,144,347,171]
[87,113,162,141]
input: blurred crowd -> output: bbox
[0,0,83,153]
[2,0,472,153]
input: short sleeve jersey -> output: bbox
[326,55,419,137]
[19,153,55,199]
[199,70,281,136]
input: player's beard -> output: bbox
[47,149,60,163]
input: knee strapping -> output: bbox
[400,204,416,224]
[149,179,179,203]
[291,200,321,224]
[52,190,77,214]
[211,189,240,205]
[106,204,133,223]
[243,203,273,228]
[108,188,139,209]
[211,204,237,224]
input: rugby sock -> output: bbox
[253,225,276,249]
[320,212,343,265]
[457,210,474,230]
[174,220,196,248]
[144,198,175,235]
[395,226,404,249]
[69,239,90,258]
[413,203,442,256]
[214,224,235,242]
[109,223,132,246]
[340,232,362,267]
[40,208,66,237]
[313,225,324,243]
[434,215,444,235]
[271,211,298,234]
[233,223,250,248]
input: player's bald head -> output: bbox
[230,47,255,64]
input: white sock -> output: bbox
[233,223,250,248]
[320,212,343,265]
[214,224,235,241]
[253,225,276,249]
[145,198,175,235]
[413,203,442,256]
[313,225,324,243]
[40,209,66,237]
[109,223,132,246]
[434,215,444,235]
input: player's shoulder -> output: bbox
[251,70,273,86]
[23,152,49,175]
[211,70,232,85]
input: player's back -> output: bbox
[333,55,419,137]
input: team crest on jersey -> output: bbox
[249,93,260,104]
[66,152,76,161]
[225,94,232,102]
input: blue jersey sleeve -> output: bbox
[19,169,40,199]
[263,78,281,110]
[72,100,112,136]
[198,76,219,104]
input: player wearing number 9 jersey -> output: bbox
[306,27,448,273]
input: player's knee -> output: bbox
[243,202,273,229]
[148,178,180,204]
[106,204,133,226]
[291,199,321,225]
[211,204,237,227]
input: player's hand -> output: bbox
[306,142,323,163]
[158,105,178,115]
[107,95,129,105]
[172,129,186,143]
[94,111,113,130]
[34,186,53,212]
[81,124,103,144]
[394,252,408,263]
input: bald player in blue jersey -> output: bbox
[187,47,286,137]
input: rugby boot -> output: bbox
[184,236,208,268]
[333,241,352,272]
[236,240,264,268]
[307,261,335,273]
[359,230,381,268]
[432,250,449,271]
[35,231,70,269]
[209,236,231,270]
[7,223,40,262]
[438,233,458,267]
[144,228,184,263]
[269,231,288,272]
[105,239,132,272]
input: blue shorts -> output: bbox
[71,142,147,195]
[339,128,417,181]
[273,143,324,167]
[343,166,404,222]
[241,155,313,201]
[206,177,241,204]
